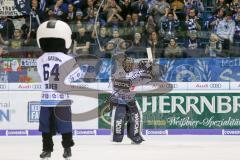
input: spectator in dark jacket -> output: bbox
[162,8,180,41]
[131,0,148,21]
[0,17,15,40]
[146,31,164,58]
[184,30,204,57]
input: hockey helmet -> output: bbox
[37,20,72,49]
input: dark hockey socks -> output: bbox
[61,132,74,149]
[42,133,54,152]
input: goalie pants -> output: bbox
[111,101,144,144]
[39,107,74,152]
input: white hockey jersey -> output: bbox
[37,52,74,107]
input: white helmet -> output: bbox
[37,20,72,49]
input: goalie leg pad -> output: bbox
[127,104,144,144]
[111,105,127,142]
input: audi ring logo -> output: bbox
[210,83,222,88]
[32,84,42,89]
[0,84,6,89]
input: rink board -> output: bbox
[1,83,240,136]
[1,129,240,136]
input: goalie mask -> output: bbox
[122,56,134,73]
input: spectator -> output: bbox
[216,12,236,50]
[12,16,26,30]
[83,0,98,21]
[205,33,222,57]
[27,0,44,30]
[84,9,97,31]
[120,0,132,20]
[106,9,124,28]
[0,29,31,49]
[120,14,131,39]
[75,10,84,28]
[24,29,38,47]
[73,27,91,54]
[92,26,111,57]
[145,16,157,34]
[127,32,146,58]
[130,13,144,34]
[185,8,201,31]
[149,0,170,24]
[132,32,145,47]
[207,8,225,31]
[66,3,76,24]
[49,0,67,20]
[215,0,230,12]
[103,0,122,19]
[147,31,164,58]
[0,17,15,40]
[233,7,240,21]
[162,8,180,41]
[184,0,204,18]
[184,30,203,57]
[106,29,125,56]
[164,38,183,58]
[131,0,149,21]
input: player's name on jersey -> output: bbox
[188,82,229,90]
[44,83,58,90]
[229,82,240,90]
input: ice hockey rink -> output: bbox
[1,135,240,160]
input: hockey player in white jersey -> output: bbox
[36,20,74,159]
[110,54,152,144]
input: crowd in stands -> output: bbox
[0,0,240,58]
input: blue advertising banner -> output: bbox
[159,58,240,82]
[1,58,240,83]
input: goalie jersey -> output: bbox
[37,52,74,107]
[110,65,152,104]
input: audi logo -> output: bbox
[32,85,42,89]
[0,85,6,89]
[210,84,222,88]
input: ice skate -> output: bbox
[40,151,51,159]
[63,148,71,160]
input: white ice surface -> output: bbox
[1,136,240,160]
